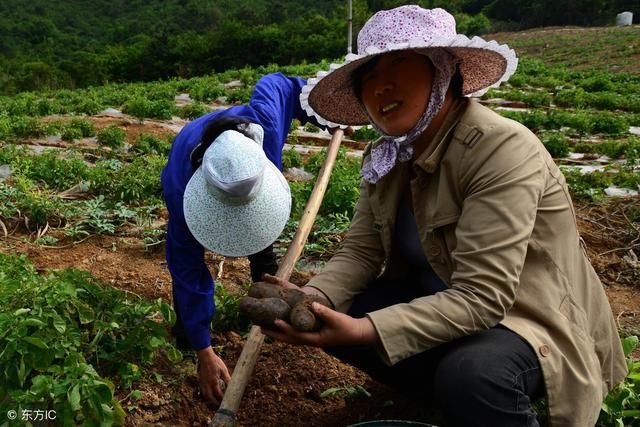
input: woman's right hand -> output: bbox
[196,346,231,404]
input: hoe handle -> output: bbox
[210,130,344,427]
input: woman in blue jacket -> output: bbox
[161,73,321,404]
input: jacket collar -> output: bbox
[413,97,469,174]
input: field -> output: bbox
[0,25,639,426]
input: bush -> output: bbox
[591,112,629,135]
[133,133,171,156]
[561,167,610,202]
[123,97,174,120]
[455,12,491,36]
[1,177,68,228]
[189,81,225,103]
[282,148,303,169]
[11,116,46,139]
[351,126,380,142]
[69,118,96,137]
[542,133,569,158]
[176,102,209,120]
[60,125,83,142]
[97,125,127,149]
[579,76,613,93]
[227,87,252,104]
[12,151,89,190]
[555,89,588,109]
[303,123,320,133]
[289,119,301,133]
[88,155,165,203]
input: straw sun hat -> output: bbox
[300,5,518,128]
[183,127,291,257]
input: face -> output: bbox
[359,51,434,136]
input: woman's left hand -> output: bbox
[263,302,379,347]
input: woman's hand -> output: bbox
[263,302,379,348]
[196,346,231,404]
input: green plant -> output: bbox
[303,123,320,133]
[307,148,360,217]
[0,253,179,426]
[297,212,351,258]
[97,125,127,149]
[12,150,89,190]
[542,133,569,158]
[320,384,371,401]
[11,116,47,139]
[351,126,380,142]
[88,156,164,203]
[598,336,639,427]
[281,148,303,169]
[561,167,610,202]
[226,87,252,104]
[5,176,68,228]
[69,117,96,137]
[132,133,171,156]
[61,125,83,141]
[289,119,301,133]
[591,112,629,135]
[176,102,209,120]
[212,282,250,332]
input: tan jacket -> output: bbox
[307,99,627,426]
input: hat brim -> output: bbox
[300,35,518,127]
[183,162,291,257]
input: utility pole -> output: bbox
[347,0,353,53]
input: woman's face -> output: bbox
[359,51,434,136]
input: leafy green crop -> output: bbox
[599,336,640,427]
[0,253,180,426]
[97,125,127,149]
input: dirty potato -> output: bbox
[239,297,291,328]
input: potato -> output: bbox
[239,297,291,328]
[248,283,306,307]
[289,303,316,332]
[289,296,331,332]
[243,284,331,331]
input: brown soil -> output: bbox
[1,194,639,426]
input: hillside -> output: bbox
[491,25,640,74]
[2,0,638,94]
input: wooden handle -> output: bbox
[210,130,344,426]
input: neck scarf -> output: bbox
[361,50,458,184]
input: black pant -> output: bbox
[172,244,278,350]
[327,278,545,427]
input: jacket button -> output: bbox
[427,246,441,257]
[539,344,551,357]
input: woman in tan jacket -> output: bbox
[262,5,627,426]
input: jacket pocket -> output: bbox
[559,293,591,343]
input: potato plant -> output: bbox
[0,253,179,426]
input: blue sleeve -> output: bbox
[161,130,214,351]
[248,73,324,169]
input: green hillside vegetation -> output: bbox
[491,25,640,74]
[1,0,638,94]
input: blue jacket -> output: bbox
[161,73,317,350]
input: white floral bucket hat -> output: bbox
[183,127,291,257]
[300,5,518,128]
